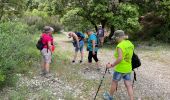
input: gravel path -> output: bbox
[1,33,170,100]
[55,33,170,99]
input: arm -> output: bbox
[107,48,123,68]
[48,41,52,52]
[74,34,80,48]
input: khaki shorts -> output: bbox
[41,48,52,64]
[99,37,104,43]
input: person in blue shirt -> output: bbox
[68,32,85,63]
[86,29,100,70]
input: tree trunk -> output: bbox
[94,25,98,32]
[109,25,115,39]
[101,20,107,29]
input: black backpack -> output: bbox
[94,34,99,47]
[131,51,141,86]
[36,37,44,50]
[132,52,141,70]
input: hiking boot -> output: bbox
[79,60,83,63]
[103,92,113,100]
[72,60,75,63]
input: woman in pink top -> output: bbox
[41,26,54,77]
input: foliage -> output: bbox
[22,9,62,32]
[0,0,26,21]
[0,22,39,88]
[136,0,170,42]
[111,3,141,34]
[60,8,93,32]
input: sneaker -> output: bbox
[72,60,75,63]
[96,68,101,71]
[79,60,83,63]
[108,69,111,74]
[84,67,89,71]
[103,92,113,100]
[44,73,52,78]
[40,70,46,76]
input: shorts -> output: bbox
[75,46,84,52]
[41,48,52,64]
[99,37,104,43]
[112,71,131,81]
[75,40,84,52]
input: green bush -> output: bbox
[22,10,62,32]
[0,22,39,89]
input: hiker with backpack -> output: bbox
[97,25,105,47]
[104,30,134,100]
[68,32,85,63]
[38,26,55,77]
[86,29,100,70]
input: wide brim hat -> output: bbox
[111,30,125,40]
[43,26,54,33]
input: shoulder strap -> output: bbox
[132,70,137,87]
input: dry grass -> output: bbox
[1,33,170,100]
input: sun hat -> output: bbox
[43,26,54,33]
[111,30,125,40]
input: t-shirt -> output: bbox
[114,40,134,73]
[97,28,104,37]
[87,33,98,52]
[41,33,54,49]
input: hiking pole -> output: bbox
[94,68,108,100]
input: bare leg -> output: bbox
[109,80,118,96]
[73,51,78,61]
[80,51,83,61]
[124,80,134,100]
[41,59,45,72]
[44,63,50,73]
[101,37,104,47]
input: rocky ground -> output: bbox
[0,33,170,100]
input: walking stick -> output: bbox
[94,68,108,100]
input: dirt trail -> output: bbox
[54,33,170,100]
[1,33,170,100]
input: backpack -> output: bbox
[132,52,141,70]
[36,34,48,51]
[97,28,104,37]
[75,32,85,39]
[131,51,141,86]
[36,37,44,50]
[95,34,99,47]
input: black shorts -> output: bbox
[88,51,99,63]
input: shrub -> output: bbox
[22,10,62,32]
[0,22,39,89]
